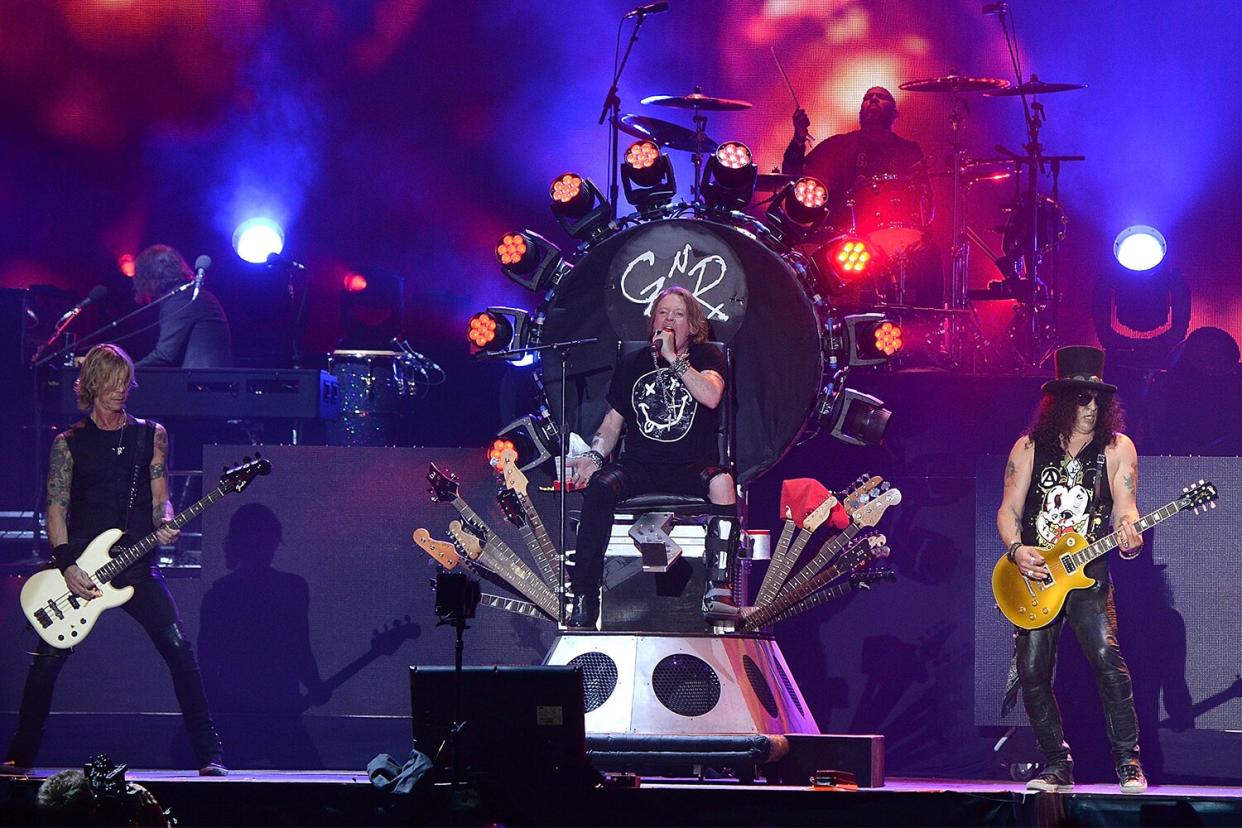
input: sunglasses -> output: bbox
[1076,391,1101,406]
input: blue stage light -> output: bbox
[1113,226,1167,271]
[233,218,285,264]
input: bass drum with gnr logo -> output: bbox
[537,218,823,484]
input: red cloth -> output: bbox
[779,478,851,528]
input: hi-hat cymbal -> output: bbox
[619,114,717,153]
[641,92,753,111]
[899,75,1010,93]
[985,76,1086,96]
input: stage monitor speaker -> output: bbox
[409,665,593,782]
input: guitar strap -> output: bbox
[120,420,151,538]
[1087,440,1109,543]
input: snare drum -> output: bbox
[849,174,929,258]
[327,350,420,445]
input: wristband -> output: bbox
[52,542,74,573]
[584,450,605,469]
[1006,540,1022,563]
[670,356,690,377]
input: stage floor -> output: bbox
[4,768,1242,826]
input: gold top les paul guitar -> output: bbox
[992,480,1218,630]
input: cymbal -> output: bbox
[986,77,1086,96]
[641,92,753,111]
[619,114,717,153]
[755,173,793,193]
[899,75,1010,93]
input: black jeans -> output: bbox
[7,568,223,767]
[573,458,726,595]
[1016,575,1139,770]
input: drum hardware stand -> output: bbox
[599,11,657,222]
[946,92,972,369]
[492,336,599,624]
[690,108,709,203]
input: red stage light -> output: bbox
[117,253,136,278]
[873,321,903,356]
[550,173,583,203]
[342,272,368,293]
[624,140,660,170]
[715,142,752,169]
[496,233,529,266]
[487,438,516,468]
[467,311,499,348]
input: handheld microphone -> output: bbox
[192,255,211,301]
[56,285,108,326]
[651,326,673,355]
[266,252,306,271]
[623,1,668,19]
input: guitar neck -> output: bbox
[517,493,562,589]
[94,485,228,585]
[782,524,860,598]
[754,521,799,607]
[479,537,560,620]
[1077,499,1184,566]
[766,579,859,625]
[481,593,546,620]
[745,527,862,631]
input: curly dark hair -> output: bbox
[133,244,192,302]
[1027,388,1126,447]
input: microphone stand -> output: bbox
[488,337,598,623]
[598,12,654,222]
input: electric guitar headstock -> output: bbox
[841,474,884,516]
[427,463,460,503]
[368,616,420,656]
[496,487,527,529]
[840,531,891,573]
[219,453,272,493]
[800,493,840,532]
[496,448,530,498]
[850,567,897,591]
[412,528,461,570]
[849,485,901,528]
[448,520,484,560]
[1178,480,1219,514]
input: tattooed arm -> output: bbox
[997,436,1049,579]
[46,434,72,549]
[151,423,180,545]
[1109,433,1143,553]
[565,408,625,490]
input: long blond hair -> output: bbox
[648,285,711,345]
[74,344,136,411]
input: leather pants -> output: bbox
[7,571,223,767]
[1016,575,1139,770]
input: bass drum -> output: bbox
[538,218,823,484]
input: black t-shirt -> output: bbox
[1021,434,1114,581]
[606,342,726,467]
[783,129,926,214]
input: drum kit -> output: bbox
[606,67,1086,369]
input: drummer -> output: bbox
[781,86,928,216]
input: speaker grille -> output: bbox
[567,652,618,713]
[742,655,779,717]
[773,656,804,716]
[652,654,721,717]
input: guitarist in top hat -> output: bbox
[996,346,1147,793]
[4,344,227,776]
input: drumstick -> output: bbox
[771,46,815,142]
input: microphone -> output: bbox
[623,1,668,18]
[56,285,107,326]
[266,252,306,271]
[651,326,673,355]
[192,255,211,301]
[981,1,1006,13]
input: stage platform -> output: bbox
[3,768,1242,826]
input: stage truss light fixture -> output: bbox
[830,312,903,366]
[233,217,285,264]
[811,236,873,293]
[496,230,567,292]
[766,177,829,240]
[467,306,530,359]
[1113,225,1167,271]
[549,173,612,240]
[701,141,757,211]
[342,272,368,293]
[621,140,677,210]
[826,387,892,447]
[495,411,560,471]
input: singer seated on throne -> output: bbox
[133,244,233,369]
[564,285,736,628]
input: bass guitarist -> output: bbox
[4,344,227,776]
[996,346,1146,794]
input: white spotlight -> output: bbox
[1113,226,1166,271]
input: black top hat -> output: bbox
[1041,346,1118,394]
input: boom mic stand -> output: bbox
[599,10,657,221]
[488,337,598,623]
